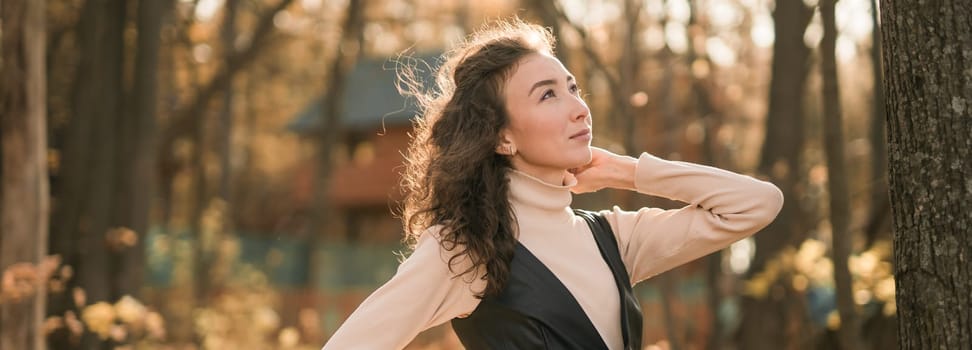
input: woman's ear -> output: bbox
[496,130,516,156]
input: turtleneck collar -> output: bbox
[507,169,575,215]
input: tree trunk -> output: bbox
[820,0,864,348]
[192,0,239,308]
[737,1,813,349]
[215,2,238,288]
[751,0,812,277]
[50,0,127,348]
[0,0,48,349]
[311,0,365,235]
[219,0,239,203]
[191,83,212,303]
[864,0,890,249]
[112,0,169,301]
[879,0,972,349]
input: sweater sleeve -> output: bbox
[600,153,784,285]
[322,227,483,350]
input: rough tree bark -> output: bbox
[820,0,864,348]
[737,1,814,349]
[879,0,972,349]
[0,0,48,349]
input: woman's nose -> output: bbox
[571,96,590,122]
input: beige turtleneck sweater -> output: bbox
[322,152,783,350]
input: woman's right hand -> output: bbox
[569,147,637,194]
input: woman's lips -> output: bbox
[570,128,591,141]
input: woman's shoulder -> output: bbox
[406,224,487,293]
[413,225,478,270]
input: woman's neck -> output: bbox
[510,163,569,186]
[507,169,575,216]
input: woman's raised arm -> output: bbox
[588,151,783,285]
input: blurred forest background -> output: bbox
[1,0,927,348]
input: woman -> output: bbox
[322,20,783,350]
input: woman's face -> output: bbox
[501,52,592,183]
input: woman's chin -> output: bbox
[571,149,593,167]
[565,158,591,170]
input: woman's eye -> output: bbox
[541,89,555,101]
[569,84,581,95]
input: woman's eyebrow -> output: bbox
[528,79,556,96]
[527,76,575,96]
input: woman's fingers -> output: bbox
[570,147,631,193]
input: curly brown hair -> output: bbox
[398,20,555,297]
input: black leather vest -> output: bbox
[452,210,643,349]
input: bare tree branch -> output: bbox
[158,0,297,162]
